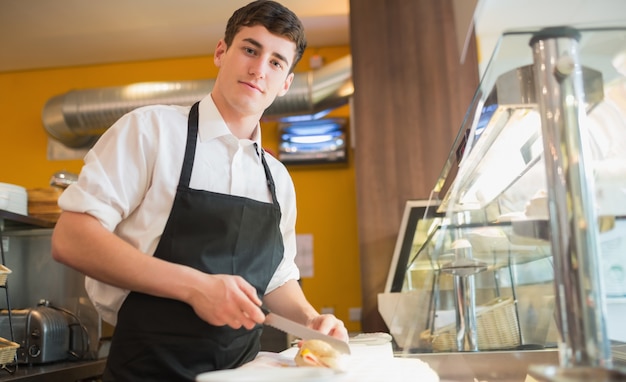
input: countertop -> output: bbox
[0,358,105,381]
[197,341,626,382]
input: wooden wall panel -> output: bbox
[349,0,479,332]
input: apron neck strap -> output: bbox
[254,143,280,207]
[179,102,200,188]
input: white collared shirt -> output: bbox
[58,94,300,325]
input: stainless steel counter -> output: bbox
[0,359,105,381]
[398,343,626,382]
[398,348,559,382]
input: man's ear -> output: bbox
[277,72,295,97]
[214,39,227,67]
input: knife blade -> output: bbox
[262,308,351,354]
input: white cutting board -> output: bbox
[196,343,440,382]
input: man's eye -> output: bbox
[271,60,283,69]
[244,47,256,55]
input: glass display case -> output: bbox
[382,26,626,378]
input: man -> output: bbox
[51,1,348,381]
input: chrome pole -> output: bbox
[453,273,478,351]
[444,237,482,352]
[530,27,611,368]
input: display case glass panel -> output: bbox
[383,27,626,355]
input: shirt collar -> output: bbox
[197,94,263,151]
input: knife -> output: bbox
[261,307,351,354]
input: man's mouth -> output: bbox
[241,81,263,93]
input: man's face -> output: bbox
[213,25,296,119]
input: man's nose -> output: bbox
[248,58,267,79]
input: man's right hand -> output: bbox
[187,273,265,330]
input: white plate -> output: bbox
[6,200,27,215]
[0,182,26,193]
[196,367,335,382]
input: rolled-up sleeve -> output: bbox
[58,109,159,233]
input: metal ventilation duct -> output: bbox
[42,55,353,148]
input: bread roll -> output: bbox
[294,339,346,371]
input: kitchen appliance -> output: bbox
[49,170,78,189]
[0,305,71,364]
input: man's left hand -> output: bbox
[307,314,349,342]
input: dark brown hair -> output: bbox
[224,0,307,72]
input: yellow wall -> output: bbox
[0,45,363,332]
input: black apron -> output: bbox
[102,102,284,382]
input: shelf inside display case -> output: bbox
[383,26,626,358]
[439,65,604,215]
[436,28,626,220]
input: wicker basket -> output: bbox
[421,297,520,351]
[0,265,11,287]
[0,337,19,365]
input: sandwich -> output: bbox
[294,339,347,371]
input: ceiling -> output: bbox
[0,0,350,73]
[1,0,625,74]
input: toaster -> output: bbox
[0,306,70,364]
